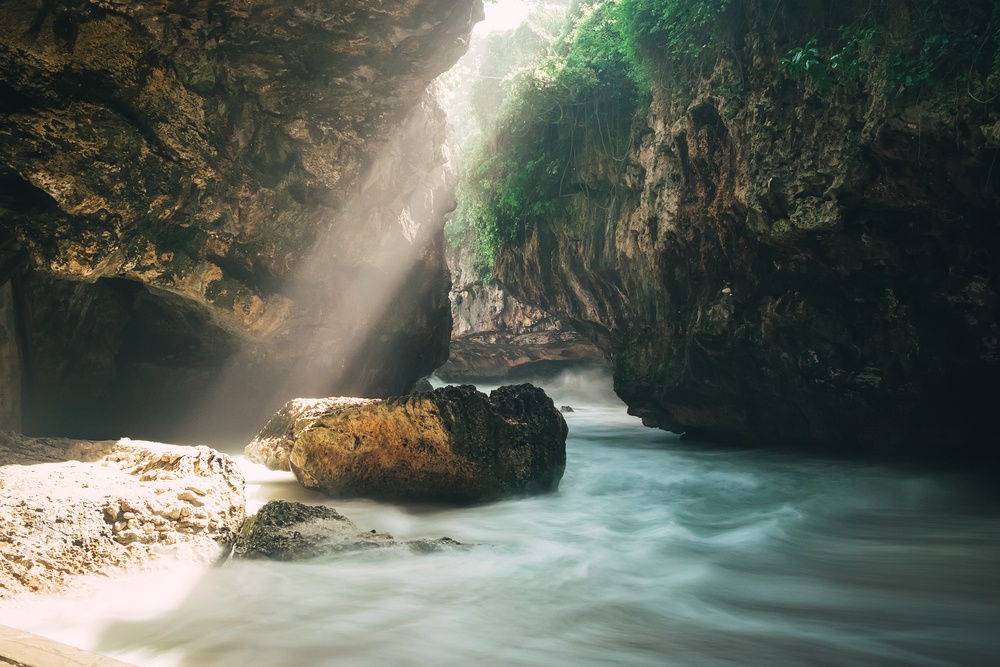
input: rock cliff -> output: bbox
[0,0,482,439]
[493,1,1000,463]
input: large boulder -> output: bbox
[0,432,245,598]
[232,499,463,561]
[250,384,567,502]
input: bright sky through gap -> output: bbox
[476,0,531,35]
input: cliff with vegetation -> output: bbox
[0,0,482,439]
[439,4,605,380]
[458,0,1000,463]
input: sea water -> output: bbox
[2,370,999,666]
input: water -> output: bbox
[2,371,1000,666]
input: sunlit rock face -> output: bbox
[494,5,1000,463]
[441,242,607,381]
[0,0,481,439]
[0,432,245,598]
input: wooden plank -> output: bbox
[0,625,137,667]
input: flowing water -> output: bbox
[2,370,1000,666]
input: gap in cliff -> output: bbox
[435,0,610,384]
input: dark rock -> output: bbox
[411,377,435,393]
[406,537,468,554]
[560,406,574,413]
[285,384,567,502]
[232,500,392,561]
[232,500,465,561]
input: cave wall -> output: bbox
[0,0,482,439]
[0,280,20,432]
[495,1,1000,464]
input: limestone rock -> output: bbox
[245,397,376,472]
[0,432,245,598]
[232,500,464,561]
[284,384,567,502]
[0,0,481,441]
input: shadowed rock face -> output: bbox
[0,0,482,439]
[494,3,1000,464]
[441,242,607,381]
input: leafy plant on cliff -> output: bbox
[781,38,832,92]
[617,0,732,62]
[783,1,1000,98]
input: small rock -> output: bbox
[232,500,467,561]
[232,500,392,561]
[559,405,575,413]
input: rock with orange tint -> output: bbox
[245,397,376,472]
[286,384,567,503]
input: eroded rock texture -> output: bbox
[0,432,245,598]
[495,3,1000,463]
[250,384,567,502]
[0,0,482,439]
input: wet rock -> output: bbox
[411,377,435,393]
[405,537,467,554]
[281,384,567,502]
[232,500,392,561]
[560,406,575,413]
[232,500,464,561]
[0,432,245,598]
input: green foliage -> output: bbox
[618,0,733,61]
[785,1,1000,97]
[450,0,647,271]
[781,38,832,92]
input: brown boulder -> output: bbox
[262,384,566,502]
